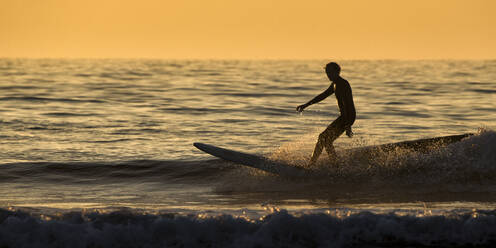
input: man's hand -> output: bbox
[296,103,309,113]
[345,126,353,138]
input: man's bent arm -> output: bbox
[297,85,334,112]
[306,85,334,106]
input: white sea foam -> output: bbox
[1,207,496,247]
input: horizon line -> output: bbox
[1,56,495,61]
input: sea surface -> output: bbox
[0,59,495,247]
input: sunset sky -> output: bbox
[1,0,494,59]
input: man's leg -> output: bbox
[308,134,325,166]
[309,116,345,166]
[323,117,346,162]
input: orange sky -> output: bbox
[1,0,494,59]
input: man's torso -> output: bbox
[332,78,356,120]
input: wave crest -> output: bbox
[268,130,496,185]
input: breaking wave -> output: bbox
[212,130,496,201]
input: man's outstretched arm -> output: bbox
[296,85,334,112]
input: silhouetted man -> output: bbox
[296,62,356,166]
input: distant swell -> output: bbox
[0,96,105,103]
[1,208,495,248]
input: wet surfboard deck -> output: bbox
[194,133,473,177]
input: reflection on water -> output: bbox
[0,59,494,163]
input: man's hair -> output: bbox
[325,62,341,74]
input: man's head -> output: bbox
[325,62,341,80]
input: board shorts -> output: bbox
[320,115,355,143]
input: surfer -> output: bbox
[296,62,356,166]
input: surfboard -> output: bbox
[194,133,473,177]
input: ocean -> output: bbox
[0,58,495,247]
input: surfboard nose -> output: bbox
[193,142,207,149]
